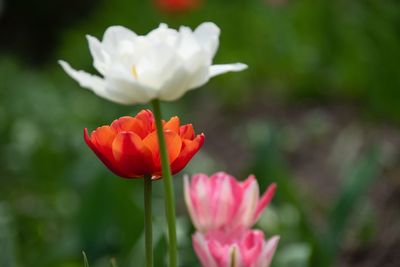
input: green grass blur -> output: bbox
[0,0,399,266]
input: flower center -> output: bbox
[131,66,138,79]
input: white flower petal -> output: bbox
[157,65,191,101]
[86,35,109,75]
[105,76,155,104]
[102,25,137,51]
[194,22,220,58]
[147,23,179,46]
[209,63,248,78]
[60,23,248,104]
[104,63,158,104]
[177,26,202,62]
[58,60,131,104]
[136,43,179,89]
[176,27,210,89]
[187,66,210,89]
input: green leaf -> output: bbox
[110,258,118,267]
[82,251,89,267]
[325,147,381,265]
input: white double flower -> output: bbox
[59,22,247,104]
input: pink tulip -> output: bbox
[184,172,276,233]
[193,229,279,267]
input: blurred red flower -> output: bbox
[154,0,201,13]
[84,110,204,179]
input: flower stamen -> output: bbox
[131,66,138,79]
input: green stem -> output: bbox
[144,175,153,267]
[151,99,178,267]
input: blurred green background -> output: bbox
[1,0,400,266]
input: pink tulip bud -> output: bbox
[193,229,279,267]
[184,172,276,233]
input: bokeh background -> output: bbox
[1,0,400,266]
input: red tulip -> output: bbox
[84,109,204,179]
[154,0,201,13]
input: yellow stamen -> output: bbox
[131,66,138,79]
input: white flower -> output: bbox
[59,22,247,104]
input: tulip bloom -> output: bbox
[84,109,204,179]
[184,172,276,233]
[155,0,201,13]
[193,229,279,267]
[59,22,247,105]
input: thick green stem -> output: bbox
[151,99,178,267]
[144,175,153,267]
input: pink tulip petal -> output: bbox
[256,236,280,267]
[210,173,235,229]
[233,177,259,229]
[191,173,213,231]
[240,230,264,266]
[184,175,201,230]
[184,172,277,233]
[253,183,277,223]
[192,230,279,267]
[193,233,219,267]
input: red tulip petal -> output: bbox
[84,128,126,177]
[90,125,117,156]
[111,116,148,138]
[143,130,183,171]
[179,124,195,140]
[135,109,155,133]
[163,116,180,134]
[171,133,204,174]
[112,131,154,178]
